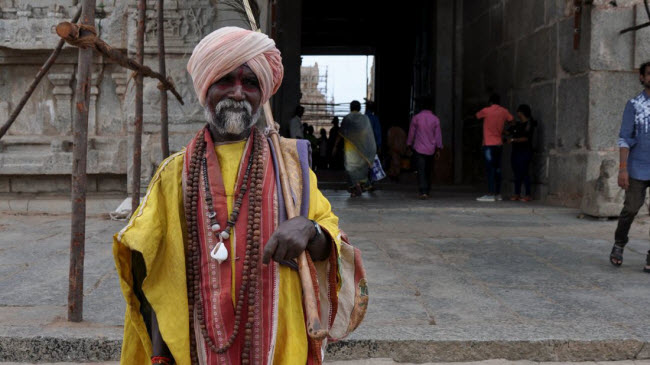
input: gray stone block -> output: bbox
[489,5,504,50]
[634,5,650,68]
[97,175,127,193]
[638,343,650,359]
[504,0,545,43]
[545,0,567,24]
[548,152,588,206]
[9,176,70,193]
[590,6,635,71]
[483,50,500,95]
[463,0,491,24]
[498,44,516,92]
[580,154,627,217]
[558,75,589,150]
[588,71,639,150]
[559,15,591,74]
[515,25,557,88]
[528,82,556,152]
[0,177,9,193]
[99,0,129,49]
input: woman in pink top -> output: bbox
[475,94,513,202]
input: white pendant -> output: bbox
[220,230,230,240]
[211,223,221,232]
[210,241,228,263]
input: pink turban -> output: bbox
[187,26,284,107]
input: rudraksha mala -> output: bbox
[184,128,265,364]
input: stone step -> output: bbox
[1,335,649,363]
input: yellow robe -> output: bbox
[113,141,340,365]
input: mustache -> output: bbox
[214,99,253,116]
[204,98,260,136]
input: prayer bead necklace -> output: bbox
[201,137,255,263]
[184,128,264,364]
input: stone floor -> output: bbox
[2,186,650,362]
[4,361,650,365]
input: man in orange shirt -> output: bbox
[475,94,513,202]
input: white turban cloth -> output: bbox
[186,26,284,107]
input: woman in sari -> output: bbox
[335,100,377,197]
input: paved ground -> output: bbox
[2,186,650,362]
[4,361,650,365]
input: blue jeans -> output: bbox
[483,146,502,194]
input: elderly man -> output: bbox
[113,27,364,365]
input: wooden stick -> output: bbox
[68,0,95,323]
[157,0,170,159]
[132,0,145,214]
[0,6,82,141]
[55,21,184,105]
[241,0,328,340]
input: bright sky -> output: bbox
[301,55,374,112]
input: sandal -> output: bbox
[644,250,650,273]
[610,244,624,267]
[349,184,362,198]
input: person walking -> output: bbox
[407,96,443,199]
[334,100,376,197]
[288,105,304,139]
[610,61,650,272]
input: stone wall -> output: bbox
[461,0,645,209]
[0,0,268,196]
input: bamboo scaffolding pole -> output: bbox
[131,0,146,214]
[158,0,170,158]
[68,0,95,323]
[241,0,328,340]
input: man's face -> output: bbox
[641,67,650,89]
[204,65,262,136]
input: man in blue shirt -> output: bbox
[610,61,650,272]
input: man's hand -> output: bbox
[263,216,320,264]
[618,170,630,190]
[434,150,441,160]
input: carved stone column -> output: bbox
[89,70,102,136]
[111,71,128,99]
[111,70,128,133]
[47,65,75,134]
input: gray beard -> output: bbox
[205,99,261,136]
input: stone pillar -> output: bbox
[435,0,455,184]
[272,0,302,126]
[453,0,463,184]
[89,69,102,136]
[112,71,128,99]
[47,65,75,135]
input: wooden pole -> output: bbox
[0,7,82,141]
[55,21,184,105]
[158,0,170,158]
[68,0,95,323]
[242,0,328,340]
[132,0,146,214]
